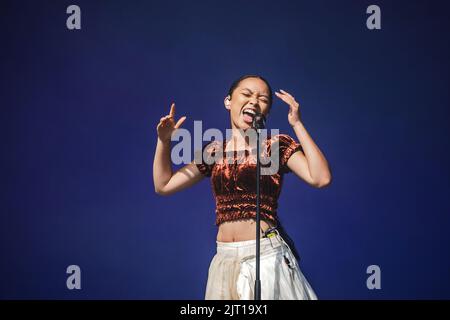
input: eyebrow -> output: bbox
[240,88,270,99]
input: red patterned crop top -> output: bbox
[195,134,303,226]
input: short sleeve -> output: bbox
[276,134,303,174]
[194,141,221,177]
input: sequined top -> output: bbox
[195,134,303,226]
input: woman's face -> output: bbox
[224,77,271,130]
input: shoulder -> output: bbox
[195,140,223,177]
[267,134,303,171]
[202,140,224,154]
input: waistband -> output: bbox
[216,229,287,257]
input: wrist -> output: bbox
[158,137,172,145]
[291,121,303,129]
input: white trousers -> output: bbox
[205,233,318,300]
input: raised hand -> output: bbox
[275,89,302,127]
[156,103,186,142]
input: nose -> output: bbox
[248,95,259,107]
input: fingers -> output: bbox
[158,115,172,128]
[158,114,186,130]
[174,116,186,129]
[275,89,295,100]
[169,103,175,118]
[280,89,294,99]
[160,102,176,124]
[159,103,186,129]
[160,115,171,123]
[275,91,291,105]
[275,89,299,108]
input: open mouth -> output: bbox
[242,108,257,124]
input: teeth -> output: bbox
[243,109,256,115]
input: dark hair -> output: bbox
[227,74,273,108]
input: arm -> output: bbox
[275,89,332,188]
[287,122,332,188]
[153,103,205,195]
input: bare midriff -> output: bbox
[217,218,275,242]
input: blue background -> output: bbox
[1,0,449,299]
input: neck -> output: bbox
[226,126,258,150]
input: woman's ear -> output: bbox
[224,95,231,110]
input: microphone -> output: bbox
[252,112,266,130]
[252,111,265,300]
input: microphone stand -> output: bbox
[253,113,265,300]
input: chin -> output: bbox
[239,122,252,130]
